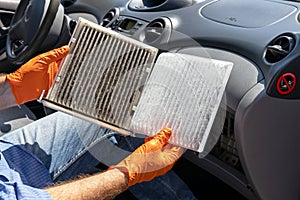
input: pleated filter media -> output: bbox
[131,53,233,152]
[43,18,158,135]
[42,18,233,153]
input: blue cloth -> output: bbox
[0,111,197,200]
[0,141,51,199]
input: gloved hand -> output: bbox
[110,128,184,188]
[6,45,70,105]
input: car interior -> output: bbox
[1,0,300,199]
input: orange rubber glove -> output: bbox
[109,128,184,188]
[6,45,70,105]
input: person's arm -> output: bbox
[0,75,17,109]
[0,45,70,110]
[45,128,183,200]
[46,169,128,200]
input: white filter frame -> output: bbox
[131,53,233,152]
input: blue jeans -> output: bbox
[1,112,196,200]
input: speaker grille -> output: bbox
[44,18,158,133]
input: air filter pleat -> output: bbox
[118,47,142,125]
[72,28,99,112]
[94,40,120,121]
[98,38,124,121]
[97,41,131,121]
[103,40,128,122]
[85,33,112,117]
[69,27,93,106]
[109,43,133,124]
[115,45,137,125]
[125,49,150,125]
[56,26,90,106]
[77,30,102,114]
[73,28,99,111]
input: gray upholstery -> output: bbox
[0,105,36,136]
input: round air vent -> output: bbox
[264,35,295,63]
[100,8,119,28]
[138,0,167,8]
[60,0,76,7]
[145,19,165,43]
[142,17,172,45]
[128,0,193,12]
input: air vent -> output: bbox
[128,0,193,11]
[130,0,167,9]
[100,8,119,28]
[264,35,295,63]
[145,19,165,43]
[60,0,76,7]
[143,17,172,44]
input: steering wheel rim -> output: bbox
[6,0,60,65]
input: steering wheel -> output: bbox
[6,0,61,65]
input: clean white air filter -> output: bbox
[131,53,233,152]
[42,18,233,153]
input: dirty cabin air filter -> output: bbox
[43,18,233,153]
[43,18,158,135]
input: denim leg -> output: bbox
[112,135,198,200]
[1,111,197,199]
[0,111,115,181]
